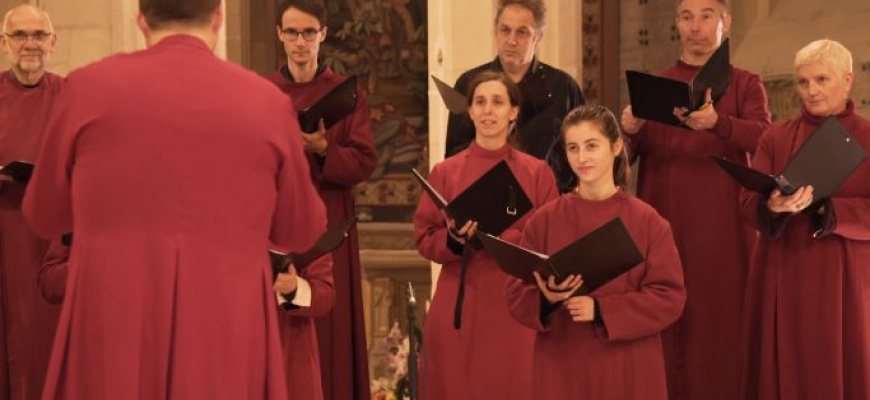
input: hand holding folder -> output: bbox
[270,217,357,281]
[413,160,534,329]
[711,116,867,204]
[626,38,731,127]
[0,160,34,184]
[411,160,532,236]
[297,76,358,133]
[476,218,645,295]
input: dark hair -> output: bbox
[560,105,630,189]
[139,0,220,29]
[464,71,522,108]
[495,0,547,29]
[276,0,327,28]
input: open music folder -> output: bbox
[711,116,867,203]
[626,38,732,127]
[411,160,532,236]
[476,218,644,295]
[270,217,357,280]
[297,76,358,133]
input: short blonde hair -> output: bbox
[795,39,853,76]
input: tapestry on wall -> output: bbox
[320,0,428,223]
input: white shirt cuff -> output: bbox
[276,276,312,308]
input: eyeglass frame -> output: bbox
[3,30,54,44]
[279,27,324,42]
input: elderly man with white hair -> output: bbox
[740,39,870,400]
[0,4,61,400]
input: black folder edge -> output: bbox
[410,167,449,209]
[0,160,34,184]
[476,218,645,294]
[626,38,732,125]
[298,76,358,133]
[431,75,468,115]
[691,38,731,109]
[270,217,357,280]
[711,117,868,202]
[709,156,778,195]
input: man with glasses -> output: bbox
[620,1,771,399]
[268,1,376,400]
[0,5,61,400]
[445,0,584,192]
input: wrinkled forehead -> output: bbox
[4,9,53,33]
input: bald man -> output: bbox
[0,5,62,400]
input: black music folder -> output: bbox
[626,38,732,127]
[476,218,644,295]
[712,116,867,203]
[411,160,532,236]
[270,218,357,280]
[0,160,34,184]
[297,76,358,133]
[432,75,468,115]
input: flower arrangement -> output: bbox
[370,322,411,400]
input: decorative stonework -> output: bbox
[581,0,602,103]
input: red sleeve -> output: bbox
[824,197,870,241]
[23,77,80,238]
[595,216,686,342]
[39,239,69,304]
[710,72,772,154]
[283,253,336,317]
[413,163,463,265]
[505,212,550,332]
[271,99,327,252]
[318,88,378,186]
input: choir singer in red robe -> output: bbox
[740,39,870,400]
[620,1,771,398]
[22,0,327,398]
[414,71,558,400]
[506,104,686,399]
[268,2,377,399]
[0,5,61,400]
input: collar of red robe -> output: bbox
[6,69,43,89]
[280,60,327,83]
[152,34,212,53]
[800,99,855,126]
[467,140,513,160]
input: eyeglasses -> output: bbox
[3,30,53,43]
[280,27,322,42]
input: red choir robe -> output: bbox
[740,101,870,400]
[278,255,336,400]
[413,142,558,400]
[268,66,377,400]
[627,60,772,400]
[506,190,685,399]
[22,35,326,400]
[39,240,336,400]
[0,70,62,400]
